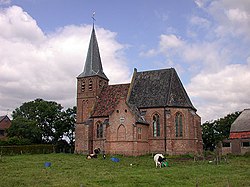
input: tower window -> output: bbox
[99,80,102,88]
[81,81,85,92]
[153,114,160,137]
[89,79,93,91]
[175,112,183,137]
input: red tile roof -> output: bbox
[230,131,250,139]
[92,84,130,117]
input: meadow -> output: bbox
[0,153,249,187]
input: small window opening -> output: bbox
[89,79,93,91]
[81,81,85,92]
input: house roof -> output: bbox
[0,116,5,122]
[91,84,130,117]
[0,115,9,122]
[230,109,250,133]
[127,68,196,110]
[78,26,108,80]
[0,115,11,129]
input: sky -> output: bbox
[0,0,250,122]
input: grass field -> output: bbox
[0,153,249,187]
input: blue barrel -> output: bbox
[111,157,120,162]
[44,162,51,167]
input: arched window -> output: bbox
[89,79,93,91]
[117,124,126,140]
[153,114,160,137]
[96,122,103,138]
[175,112,183,137]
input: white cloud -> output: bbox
[208,0,250,40]
[0,6,45,43]
[190,16,211,29]
[226,8,249,22]
[159,34,183,50]
[187,62,250,122]
[0,6,130,116]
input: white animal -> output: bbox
[154,153,164,168]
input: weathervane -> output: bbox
[92,11,96,26]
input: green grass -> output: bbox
[0,153,249,187]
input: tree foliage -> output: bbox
[8,98,76,145]
[202,111,241,151]
[7,116,42,143]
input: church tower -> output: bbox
[75,25,109,153]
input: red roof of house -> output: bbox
[92,84,130,117]
[230,131,250,139]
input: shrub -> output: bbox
[0,144,54,155]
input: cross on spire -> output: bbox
[92,11,96,26]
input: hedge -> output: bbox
[0,144,54,155]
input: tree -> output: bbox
[7,116,42,144]
[202,111,241,151]
[10,98,76,145]
[60,106,76,147]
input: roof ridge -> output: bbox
[126,68,137,104]
[137,68,173,73]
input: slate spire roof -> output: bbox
[127,68,196,110]
[78,25,108,80]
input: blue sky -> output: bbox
[0,0,250,122]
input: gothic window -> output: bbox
[81,81,85,92]
[89,79,93,91]
[153,114,160,137]
[96,121,103,138]
[175,112,183,137]
[138,127,142,140]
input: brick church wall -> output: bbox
[143,108,165,153]
[75,123,90,154]
[167,108,203,155]
[139,107,202,155]
[106,99,136,155]
[92,117,107,152]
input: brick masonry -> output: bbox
[75,94,203,155]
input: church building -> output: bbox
[75,25,203,156]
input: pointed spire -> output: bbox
[78,24,108,80]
